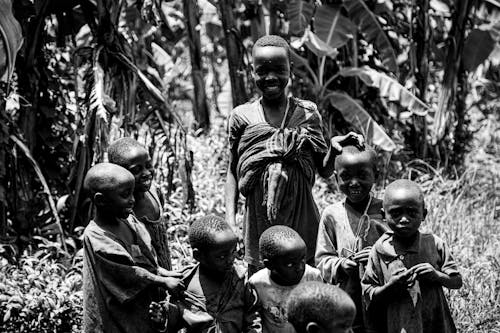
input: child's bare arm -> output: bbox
[225,150,240,236]
[411,263,463,289]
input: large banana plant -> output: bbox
[285,1,430,152]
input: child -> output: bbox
[82,163,183,333]
[225,34,363,275]
[287,281,356,333]
[108,137,172,270]
[315,145,389,332]
[249,225,323,333]
[149,215,262,333]
[362,179,462,333]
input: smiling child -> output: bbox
[315,145,389,332]
[362,179,462,333]
[82,163,183,333]
[108,137,172,270]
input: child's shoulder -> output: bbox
[231,99,260,117]
[248,267,270,285]
[321,201,346,221]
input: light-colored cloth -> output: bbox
[362,231,460,333]
[229,97,328,266]
[248,265,323,333]
[136,182,172,270]
[167,263,262,333]
[315,199,388,332]
[82,215,161,333]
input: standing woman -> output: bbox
[225,35,361,274]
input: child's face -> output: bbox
[252,45,290,101]
[335,153,375,203]
[267,240,306,286]
[100,176,135,219]
[120,147,154,193]
[198,230,237,277]
[384,187,425,239]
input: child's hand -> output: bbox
[331,132,364,153]
[162,277,185,297]
[352,247,371,264]
[340,258,358,274]
[412,263,441,282]
[387,268,416,289]
[149,301,167,326]
[157,267,183,278]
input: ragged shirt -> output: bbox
[315,199,387,332]
[82,215,161,333]
[167,263,262,333]
[362,231,461,333]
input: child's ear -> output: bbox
[380,207,385,219]
[93,192,106,207]
[305,322,322,333]
[192,248,201,262]
[262,258,272,269]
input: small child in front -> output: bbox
[315,145,388,332]
[82,163,183,333]
[249,225,323,333]
[108,137,172,270]
[287,281,356,333]
[362,179,462,333]
[149,215,262,333]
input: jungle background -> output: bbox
[0,0,499,331]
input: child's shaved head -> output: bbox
[108,137,147,166]
[287,281,356,333]
[334,145,377,171]
[253,34,291,59]
[189,215,235,251]
[384,179,424,209]
[84,163,135,198]
[259,225,305,261]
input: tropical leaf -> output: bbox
[343,0,399,75]
[0,0,23,81]
[90,62,112,123]
[314,4,356,49]
[326,91,397,151]
[9,135,67,252]
[338,66,430,116]
[462,29,496,72]
[287,0,315,36]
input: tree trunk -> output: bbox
[434,0,476,169]
[183,0,210,129]
[218,0,248,107]
[412,0,430,159]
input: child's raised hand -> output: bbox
[330,132,364,153]
[149,301,167,326]
[352,247,371,264]
[411,263,440,282]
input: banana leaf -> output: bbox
[0,0,23,82]
[287,0,315,36]
[339,66,430,116]
[343,0,399,76]
[326,91,397,152]
[314,4,356,49]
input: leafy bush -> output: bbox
[0,247,82,332]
